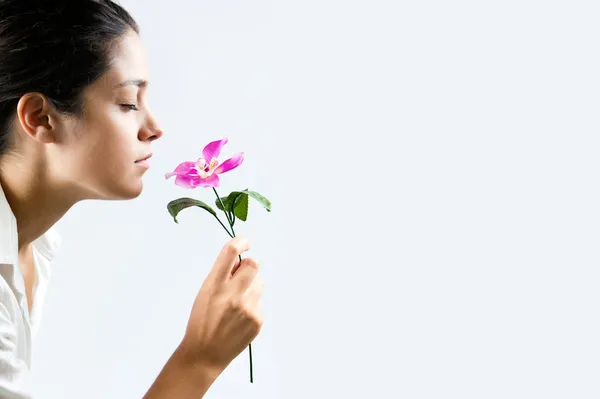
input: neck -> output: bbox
[0,154,79,252]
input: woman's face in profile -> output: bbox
[56,29,164,201]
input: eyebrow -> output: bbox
[114,79,148,89]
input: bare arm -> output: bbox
[142,344,222,399]
[142,236,263,398]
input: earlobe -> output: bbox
[16,93,58,144]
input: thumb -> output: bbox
[208,236,250,284]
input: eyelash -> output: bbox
[120,103,139,111]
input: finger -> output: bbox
[230,255,258,277]
[233,257,260,276]
[256,298,264,325]
[230,258,259,291]
[231,257,242,276]
[208,236,250,284]
[246,277,264,300]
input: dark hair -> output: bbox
[0,0,139,158]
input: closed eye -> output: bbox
[120,104,139,111]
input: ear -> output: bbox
[15,93,60,144]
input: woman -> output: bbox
[0,0,264,397]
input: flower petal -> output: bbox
[195,173,220,188]
[173,174,201,189]
[202,137,228,162]
[214,152,244,175]
[165,161,198,179]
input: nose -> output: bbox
[139,112,164,142]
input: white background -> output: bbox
[31,1,600,398]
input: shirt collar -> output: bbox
[0,181,61,264]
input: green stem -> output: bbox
[212,187,254,384]
[214,188,233,226]
[215,215,233,238]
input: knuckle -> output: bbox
[226,242,242,255]
[228,296,244,312]
[242,305,254,319]
[250,313,264,332]
[243,306,263,332]
[230,297,261,329]
[243,257,259,270]
[235,236,249,246]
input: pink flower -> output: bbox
[165,137,244,188]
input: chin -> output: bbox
[116,181,144,200]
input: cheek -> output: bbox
[87,113,139,165]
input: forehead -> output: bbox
[96,30,150,89]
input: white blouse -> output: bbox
[0,182,61,398]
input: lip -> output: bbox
[135,153,152,163]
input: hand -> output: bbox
[179,236,264,374]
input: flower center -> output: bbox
[196,157,219,178]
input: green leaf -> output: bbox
[212,189,271,225]
[231,191,249,221]
[167,197,217,224]
[240,189,272,212]
[215,196,229,212]
[215,191,248,222]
